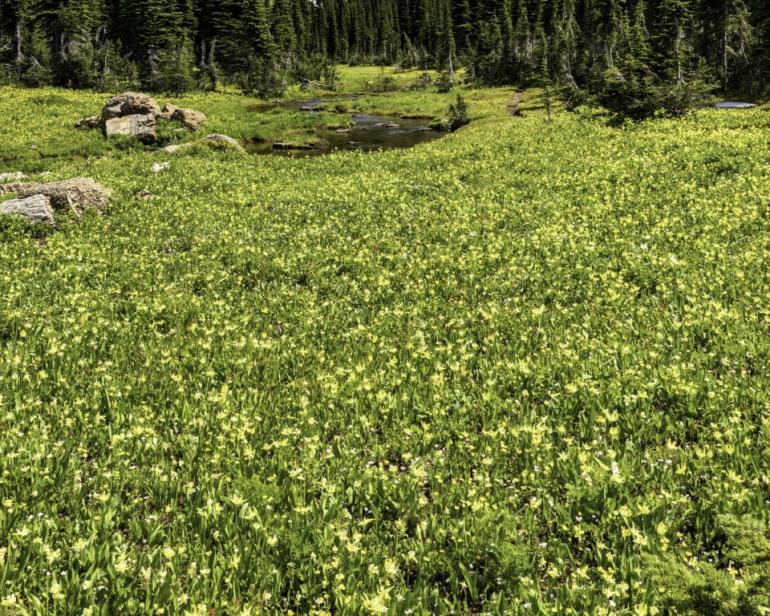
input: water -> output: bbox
[715,101,756,109]
[247,100,444,157]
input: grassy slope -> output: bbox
[0,77,770,614]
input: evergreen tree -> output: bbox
[271,0,295,61]
[452,0,472,53]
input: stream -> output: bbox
[247,100,445,157]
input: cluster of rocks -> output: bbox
[0,177,111,227]
[77,92,208,143]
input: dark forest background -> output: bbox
[1,0,768,115]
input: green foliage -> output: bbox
[645,515,770,615]
[436,70,454,93]
[150,37,197,95]
[410,71,434,91]
[19,24,53,87]
[321,61,337,88]
[598,62,714,120]
[372,66,398,92]
[99,42,141,93]
[240,55,286,98]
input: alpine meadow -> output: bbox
[1,1,770,616]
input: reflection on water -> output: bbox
[247,100,444,157]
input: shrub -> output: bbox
[436,71,454,93]
[410,72,434,91]
[448,94,470,131]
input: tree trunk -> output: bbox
[15,23,22,66]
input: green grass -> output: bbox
[1,71,770,615]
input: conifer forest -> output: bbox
[1,0,770,106]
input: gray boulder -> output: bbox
[105,114,157,143]
[202,133,244,151]
[0,194,55,226]
[171,108,208,131]
[163,134,245,154]
[8,178,111,215]
[102,92,161,120]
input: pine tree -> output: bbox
[272,0,295,61]
[452,0,472,53]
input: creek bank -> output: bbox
[248,101,446,157]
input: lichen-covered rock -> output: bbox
[0,194,55,226]
[102,92,161,120]
[162,134,245,154]
[105,114,157,144]
[171,108,208,131]
[7,178,111,215]
[202,134,244,151]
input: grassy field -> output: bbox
[1,70,770,614]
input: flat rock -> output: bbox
[105,114,157,143]
[299,101,325,112]
[171,108,208,131]
[0,194,55,226]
